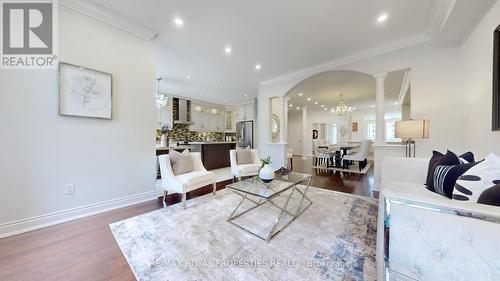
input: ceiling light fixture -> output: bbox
[187,75,191,80]
[155,78,169,109]
[244,93,248,97]
[289,104,293,107]
[377,13,388,23]
[255,64,262,71]
[296,107,300,110]
[394,102,399,105]
[314,101,318,105]
[331,94,355,117]
[371,105,376,108]
[320,105,324,107]
[298,93,303,96]
[224,46,232,55]
[173,17,184,27]
[307,97,311,101]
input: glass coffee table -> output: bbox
[226,172,313,242]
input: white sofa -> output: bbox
[229,149,261,181]
[158,152,216,208]
[377,157,500,281]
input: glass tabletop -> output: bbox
[226,172,312,199]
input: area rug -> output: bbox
[110,187,378,281]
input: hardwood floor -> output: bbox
[0,158,373,280]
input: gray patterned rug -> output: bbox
[110,187,378,281]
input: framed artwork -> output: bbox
[493,25,500,130]
[59,62,112,119]
[352,122,358,132]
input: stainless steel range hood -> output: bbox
[174,98,193,125]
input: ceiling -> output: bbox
[286,69,408,112]
[89,0,495,105]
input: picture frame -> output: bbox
[352,122,358,132]
[59,62,113,119]
[493,25,500,130]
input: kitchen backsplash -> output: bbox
[156,124,236,142]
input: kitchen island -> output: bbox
[189,142,237,170]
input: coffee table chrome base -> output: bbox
[227,178,312,243]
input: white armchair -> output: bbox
[158,152,216,208]
[230,149,261,181]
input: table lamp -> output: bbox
[395,120,429,157]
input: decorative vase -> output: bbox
[160,134,168,147]
[259,164,275,183]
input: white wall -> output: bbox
[0,7,156,234]
[460,0,500,158]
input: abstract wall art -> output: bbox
[59,62,112,119]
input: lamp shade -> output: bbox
[395,120,429,139]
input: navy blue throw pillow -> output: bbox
[478,184,500,207]
[426,150,460,192]
[433,161,479,199]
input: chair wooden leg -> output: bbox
[163,190,168,208]
[213,182,217,195]
[290,158,293,170]
[182,193,187,209]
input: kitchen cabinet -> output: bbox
[235,99,256,122]
[156,102,172,128]
[224,110,235,132]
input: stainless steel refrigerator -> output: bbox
[236,120,253,148]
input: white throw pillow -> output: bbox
[169,149,194,175]
[453,157,500,203]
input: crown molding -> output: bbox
[423,0,457,40]
[260,33,431,87]
[260,0,458,88]
[58,0,158,41]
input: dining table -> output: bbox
[318,145,360,168]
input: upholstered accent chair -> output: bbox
[343,139,371,171]
[158,152,216,208]
[230,149,261,181]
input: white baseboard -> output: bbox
[0,191,157,239]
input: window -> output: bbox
[367,121,376,140]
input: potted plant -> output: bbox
[259,156,274,183]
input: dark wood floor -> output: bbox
[0,156,373,280]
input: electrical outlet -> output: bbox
[65,184,75,195]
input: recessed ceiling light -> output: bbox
[255,64,262,71]
[320,105,324,107]
[377,13,388,23]
[394,102,399,105]
[314,101,318,105]
[324,108,327,111]
[298,93,303,96]
[173,17,184,27]
[244,93,248,97]
[371,105,376,108]
[289,104,293,107]
[296,107,300,110]
[187,75,191,80]
[307,97,311,101]
[224,46,232,55]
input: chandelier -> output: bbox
[331,94,354,116]
[155,78,169,109]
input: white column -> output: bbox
[302,106,308,159]
[279,96,287,143]
[374,73,387,145]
